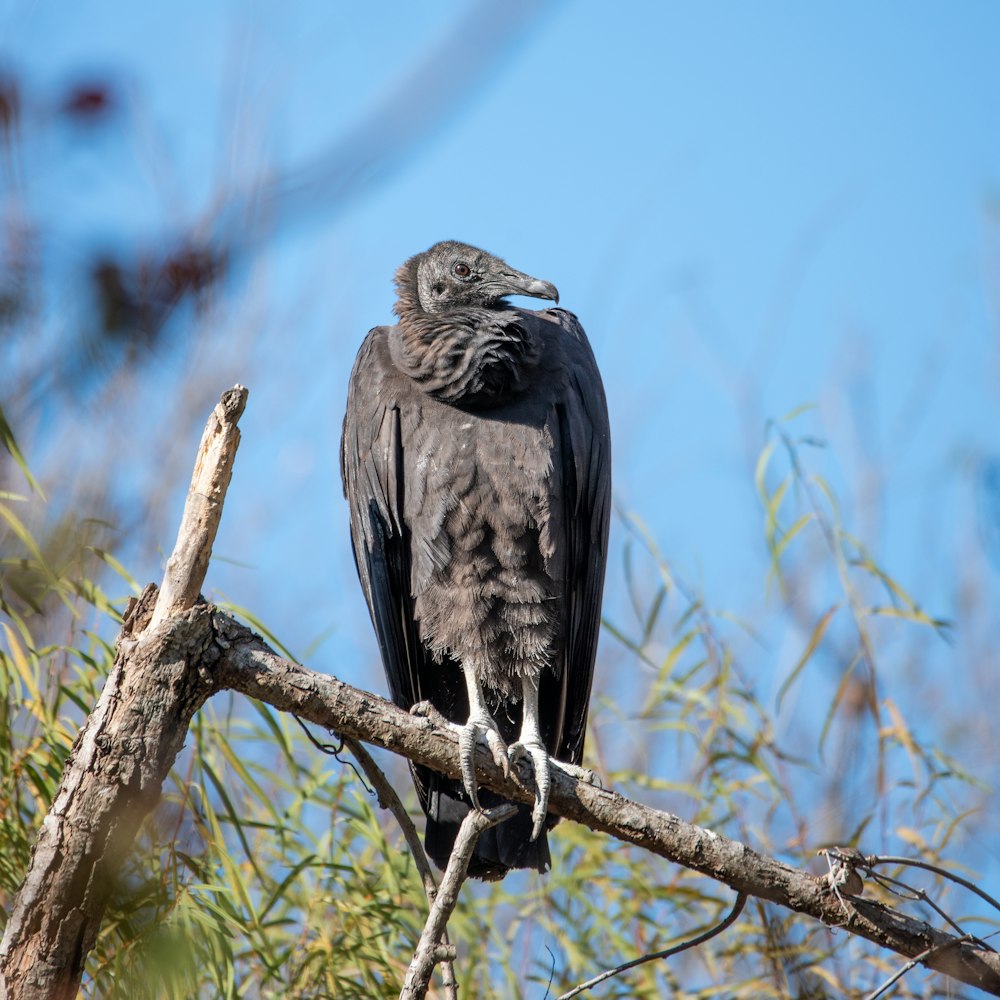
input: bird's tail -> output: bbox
[423,784,551,882]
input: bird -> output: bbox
[341,241,610,880]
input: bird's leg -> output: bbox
[507,675,550,841]
[457,663,509,811]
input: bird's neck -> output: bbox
[391,287,541,406]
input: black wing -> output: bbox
[342,326,482,870]
[541,309,611,767]
[340,328,427,713]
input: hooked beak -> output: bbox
[496,268,560,305]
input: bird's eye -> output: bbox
[453,262,471,277]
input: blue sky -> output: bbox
[6,0,1000,898]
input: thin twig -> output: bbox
[557,891,748,999]
[869,856,1000,919]
[869,870,969,939]
[399,804,517,1000]
[341,737,459,1000]
[342,740,437,907]
[293,714,374,795]
[864,936,970,1000]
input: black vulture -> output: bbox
[341,241,610,880]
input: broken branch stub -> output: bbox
[148,383,248,632]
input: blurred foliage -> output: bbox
[2,413,996,999]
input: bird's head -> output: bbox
[394,241,559,317]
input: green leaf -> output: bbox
[0,407,45,499]
[777,604,839,712]
[754,438,777,503]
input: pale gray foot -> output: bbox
[508,738,550,841]
[507,676,550,841]
[455,663,509,810]
[456,713,510,810]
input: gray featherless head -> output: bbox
[395,241,559,316]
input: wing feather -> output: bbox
[540,310,611,766]
[341,329,425,712]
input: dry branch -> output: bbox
[148,383,247,631]
[3,384,999,999]
[210,618,1000,995]
[399,804,517,1000]
[1,385,248,1000]
[0,590,217,1000]
[341,737,459,999]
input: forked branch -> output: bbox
[399,805,517,1000]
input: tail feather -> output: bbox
[423,784,551,881]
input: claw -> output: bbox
[508,740,550,841]
[457,714,509,810]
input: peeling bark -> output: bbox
[0,591,217,1000]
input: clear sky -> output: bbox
[5,0,1000,888]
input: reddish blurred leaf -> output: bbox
[61,81,116,122]
[0,69,20,136]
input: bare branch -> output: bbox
[4,386,999,1000]
[868,855,1000,919]
[341,737,459,1000]
[864,936,973,1000]
[210,619,1000,995]
[557,891,748,998]
[399,805,517,1000]
[0,590,216,1000]
[1,384,248,1000]
[147,383,247,631]
[16,591,997,1000]
[870,870,971,940]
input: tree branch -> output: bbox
[399,804,517,1000]
[0,589,217,1000]
[8,597,999,997]
[210,621,1000,995]
[1,384,248,1000]
[557,890,748,998]
[341,737,459,1000]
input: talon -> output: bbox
[457,714,509,810]
[509,740,550,841]
[458,723,481,810]
[485,727,510,778]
